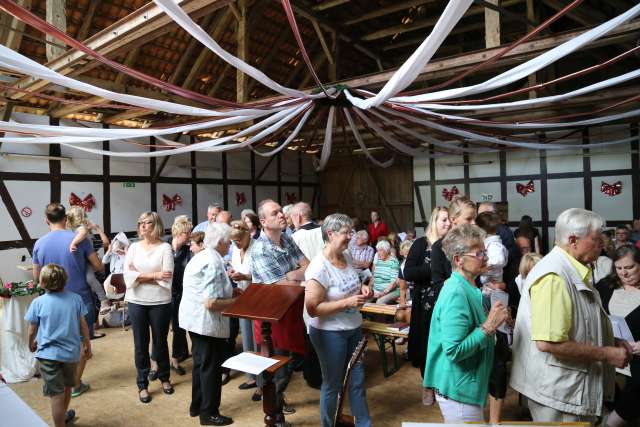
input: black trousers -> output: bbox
[190,332,226,418]
[128,302,172,390]
[171,294,189,359]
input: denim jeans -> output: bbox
[309,326,371,427]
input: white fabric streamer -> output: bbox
[62,102,311,157]
[345,0,473,109]
[388,3,640,103]
[0,110,277,144]
[382,106,639,150]
[342,108,394,168]
[0,43,269,117]
[406,105,640,129]
[154,0,311,99]
[314,106,335,171]
[251,106,315,157]
[404,68,640,111]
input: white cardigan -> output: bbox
[123,241,173,305]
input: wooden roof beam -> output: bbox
[0,0,32,51]
[182,8,234,90]
[541,0,608,27]
[312,0,350,11]
[362,0,523,41]
[246,26,290,95]
[168,14,215,85]
[75,0,99,41]
[344,0,437,27]
[45,0,66,61]
[289,1,383,70]
[7,0,233,100]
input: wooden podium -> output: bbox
[223,283,304,427]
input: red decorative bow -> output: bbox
[286,192,297,204]
[601,180,622,197]
[68,192,96,212]
[442,186,459,202]
[516,180,535,197]
[162,194,183,211]
[236,192,246,206]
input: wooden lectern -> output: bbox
[223,283,304,427]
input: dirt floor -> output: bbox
[10,326,522,426]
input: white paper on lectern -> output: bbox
[609,315,634,342]
[221,352,279,376]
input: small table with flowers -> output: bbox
[0,279,42,383]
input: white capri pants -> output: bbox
[436,393,484,423]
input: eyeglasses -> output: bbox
[138,220,154,226]
[462,250,488,260]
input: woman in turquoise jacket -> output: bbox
[423,224,509,422]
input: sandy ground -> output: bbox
[10,326,522,426]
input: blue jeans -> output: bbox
[309,326,371,427]
[84,299,96,338]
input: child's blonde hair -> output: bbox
[39,264,68,292]
[519,253,543,280]
[171,215,193,237]
[66,206,89,230]
[399,239,413,257]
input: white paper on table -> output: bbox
[609,315,634,342]
[491,290,510,335]
[221,352,279,376]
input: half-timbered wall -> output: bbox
[0,112,318,282]
[413,123,639,253]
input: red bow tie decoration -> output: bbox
[68,193,96,212]
[442,186,459,202]
[236,192,246,206]
[601,180,622,197]
[516,180,535,197]
[286,192,297,204]
[162,194,182,211]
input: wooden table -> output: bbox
[361,319,408,377]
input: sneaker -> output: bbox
[71,382,90,398]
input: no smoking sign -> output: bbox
[21,207,32,217]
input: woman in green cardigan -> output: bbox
[423,224,509,422]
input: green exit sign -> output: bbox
[122,182,136,188]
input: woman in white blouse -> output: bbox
[305,213,373,427]
[228,221,259,395]
[180,222,240,426]
[123,211,174,403]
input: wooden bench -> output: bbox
[361,320,408,377]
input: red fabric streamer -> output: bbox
[162,194,183,211]
[0,0,278,109]
[442,186,459,201]
[516,180,535,197]
[280,0,331,97]
[601,181,622,197]
[235,192,246,206]
[69,192,96,212]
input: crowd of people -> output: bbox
[23,197,640,427]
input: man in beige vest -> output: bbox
[511,208,632,423]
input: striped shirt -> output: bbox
[373,257,400,295]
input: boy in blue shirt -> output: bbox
[25,264,92,427]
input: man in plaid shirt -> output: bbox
[248,199,309,421]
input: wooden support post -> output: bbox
[312,20,334,65]
[526,0,537,99]
[46,0,66,61]
[484,0,500,48]
[236,0,248,103]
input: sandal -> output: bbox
[139,389,152,404]
[162,382,174,395]
[238,381,257,390]
[90,332,106,340]
[148,370,158,381]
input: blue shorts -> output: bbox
[84,300,96,338]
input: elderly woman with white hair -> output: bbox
[349,230,374,270]
[305,213,373,427]
[180,222,241,426]
[372,240,400,304]
[424,224,509,423]
[511,208,631,423]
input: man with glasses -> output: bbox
[511,208,632,423]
